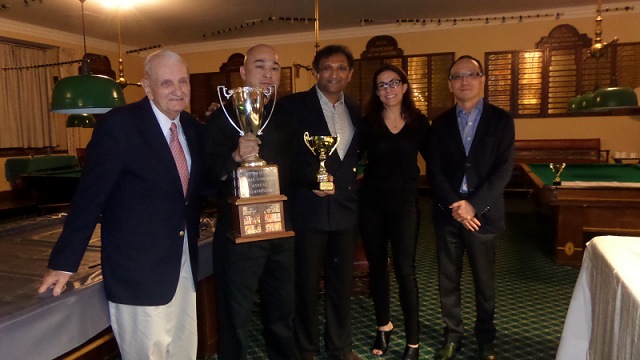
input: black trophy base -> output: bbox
[553,180,562,186]
[228,195,294,243]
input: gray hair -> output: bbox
[144,50,188,78]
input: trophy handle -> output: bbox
[303,132,316,155]
[217,85,245,136]
[257,85,277,135]
[328,134,340,155]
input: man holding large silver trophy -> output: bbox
[204,44,297,360]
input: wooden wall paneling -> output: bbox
[407,55,430,116]
[485,52,515,113]
[615,42,640,88]
[428,53,455,119]
[516,50,544,117]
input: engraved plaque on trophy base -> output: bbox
[229,195,295,243]
[315,178,334,191]
[234,165,280,198]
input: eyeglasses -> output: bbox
[449,71,483,81]
[376,78,402,91]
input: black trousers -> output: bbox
[435,222,497,345]
[294,227,357,357]
[359,195,420,345]
[213,233,297,360]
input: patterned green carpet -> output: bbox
[213,193,580,359]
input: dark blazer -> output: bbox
[48,97,204,306]
[279,86,361,231]
[426,99,515,233]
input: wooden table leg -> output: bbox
[554,206,584,267]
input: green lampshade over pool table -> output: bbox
[66,114,96,128]
[591,87,639,109]
[51,74,125,114]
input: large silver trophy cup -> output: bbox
[218,85,276,167]
[216,85,293,243]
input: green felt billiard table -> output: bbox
[522,163,640,266]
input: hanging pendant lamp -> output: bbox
[574,0,639,111]
[50,0,125,114]
[592,87,638,109]
[66,113,96,128]
[116,10,142,89]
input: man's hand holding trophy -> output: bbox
[232,133,261,164]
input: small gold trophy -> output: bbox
[304,132,340,191]
[550,163,566,186]
[217,85,294,243]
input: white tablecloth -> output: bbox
[556,235,640,360]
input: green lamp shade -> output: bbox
[66,114,96,128]
[567,96,581,112]
[577,92,594,111]
[591,87,639,109]
[51,74,126,114]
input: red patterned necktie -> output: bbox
[169,122,189,196]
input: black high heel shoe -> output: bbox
[402,345,419,360]
[371,328,393,355]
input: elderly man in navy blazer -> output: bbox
[427,55,515,360]
[38,50,204,360]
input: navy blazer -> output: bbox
[426,99,515,233]
[279,87,361,232]
[48,97,204,306]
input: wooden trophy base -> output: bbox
[228,195,294,243]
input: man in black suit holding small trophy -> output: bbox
[279,44,362,360]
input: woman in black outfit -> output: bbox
[359,64,429,360]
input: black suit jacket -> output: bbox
[426,99,515,233]
[279,86,361,231]
[48,97,204,306]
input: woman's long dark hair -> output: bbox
[363,64,421,128]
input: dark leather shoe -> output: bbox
[435,342,460,360]
[371,328,393,355]
[329,351,362,360]
[478,343,496,360]
[402,345,419,360]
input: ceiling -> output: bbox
[0,0,627,49]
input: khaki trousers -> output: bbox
[109,239,197,360]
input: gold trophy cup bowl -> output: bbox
[304,132,340,191]
[218,85,276,167]
[550,162,566,186]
